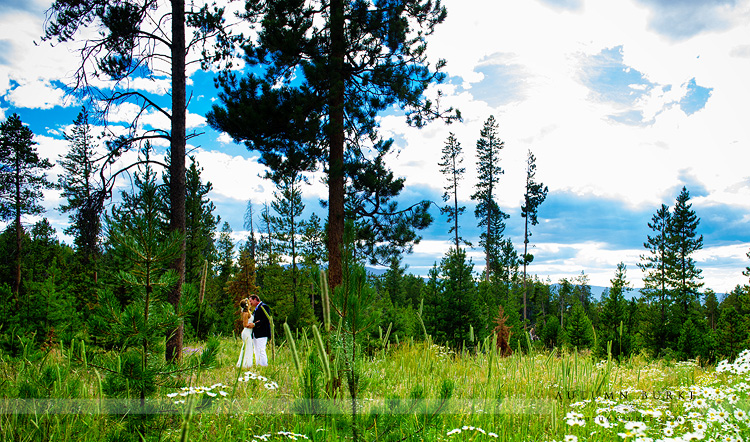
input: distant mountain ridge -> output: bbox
[364,267,644,301]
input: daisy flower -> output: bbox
[594,415,611,428]
[693,398,708,408]
[624,421,647,434]
[693,421,708,432]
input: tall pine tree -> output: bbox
[184,157,219,286]
[0,114,56,301]
[207,0,457,291]
[270,174,305,310]
[438,248,481,348]
[301,212,326,268]
[565,299,594,349]
[471,116,508,282]
[438,133,468,251]
[520,149,547,326]
[44,0,233,362]
[243,200,258,262]
[666,186,704,321]
[58,107,104,272]
[638,204,673,352]
[599,262,631,358]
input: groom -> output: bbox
[249,295,271,366]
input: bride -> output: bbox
[236,298,255,368]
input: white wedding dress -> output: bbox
[236,314,254,368]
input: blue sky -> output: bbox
[2,0,750,293]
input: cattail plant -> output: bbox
[320,269,331,332]
[284,322,302,378]
[196,259,208,339]
[312,324,331,383]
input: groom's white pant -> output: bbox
[252,337,268,366]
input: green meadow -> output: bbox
[2,335,748,442]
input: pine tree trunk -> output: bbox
[328,0,346,290]
[485,220,491,282]
[166,0,187,363]
[291,207,298,308]
[453,167,459,251]
[14,214,21,303]
[13,159,21,302]
[523,214,529,330]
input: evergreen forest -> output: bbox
[1,108,748,364]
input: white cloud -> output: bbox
[105,102,207,136]
[0,72,10,96]
[128,77,171,95]
[186,112,207,129]
[394,0,750,213]
[6,80,67,109]
[193,149,271,201]
[0,5,87,91]
[528,240,750,292]
[217,132,234,144]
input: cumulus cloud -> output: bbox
[216,132,234,144]
[6,80,68,109]
[192,149,272,202]
[635,0,744,39]
[186,112,207,129]
[128,77,172,96]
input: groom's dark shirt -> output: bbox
[252,302,271,338]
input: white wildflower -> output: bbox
[594,415,611,428]
[693,398,708,408]
[624,421,647,434]
[693,421,708,432]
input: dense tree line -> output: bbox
[3,108,749,365]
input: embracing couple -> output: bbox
[236,295,271,368]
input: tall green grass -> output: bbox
[1,336,744,441]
